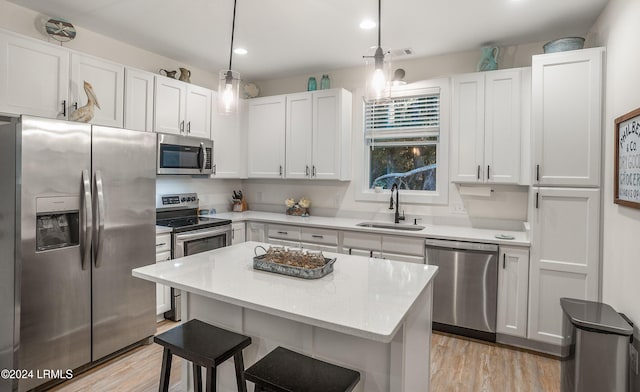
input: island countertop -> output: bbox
[133,241,438,343]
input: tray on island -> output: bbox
[253,246,336,279]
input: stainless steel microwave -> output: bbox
[157,133,213,175]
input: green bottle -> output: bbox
[307,77,317,91]
[320,74,330,89]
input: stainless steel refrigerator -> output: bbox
[0,116,156,392]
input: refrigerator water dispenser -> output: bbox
[35,196,80,251]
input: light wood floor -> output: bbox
[49,323,559,392]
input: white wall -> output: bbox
[0,0,218,88]
[588,0,640,346]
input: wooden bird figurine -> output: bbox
[70,81,100,122]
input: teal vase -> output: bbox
[477,46,499,71]
[307,77,317,91]
[320,74,330,90]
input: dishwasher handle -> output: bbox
[425,238,498,252]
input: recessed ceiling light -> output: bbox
[359,19,376,30]
[234,48,248,55]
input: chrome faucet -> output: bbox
[389,184,405,224]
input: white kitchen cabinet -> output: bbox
[497,246,529,338]
[528,187,600,345]
[451,68,527,184]
[211,94,247,178]
[155,233,172,316]
[342,231,382,258]
[184,84,211,138]
[0,32,69,119]
[532,48,603,187]
[124,68,154,132]
[247,96,286,178]
[231,222,245,245]
[154,76,211,137]
[268,224,301,242]
[246,222,267,242]
[154,76,186,135]
[300,227,339,252]
[70,53,124,127]
[285,89,352,180]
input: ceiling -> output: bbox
[8,0,609,81]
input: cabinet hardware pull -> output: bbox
[306,165,310,177]
[156,243,167,247]
[536,164,540,182]
[213,164,217,175]
[279,165,283,176]
[73,102,78,110]
[348,248,352,255]
[535,192,539,209]
[179,121,185,133]
[232,229,235,240]
[62,100,67,117]
[311,235,323,238]
[503,254,506,269]
[312,166,316,177]
[487,165,490,180]
[369,250,373,258]
[277,231,288,235]
[477,165,481,180]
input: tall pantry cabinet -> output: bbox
[528,47,604,346]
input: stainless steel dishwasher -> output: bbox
[425,238,498,342]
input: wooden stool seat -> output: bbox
[154,319,251,392]
[244,346,360,392]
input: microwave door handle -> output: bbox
[81,170,92,270]
[93,170,106,268]
[199,142,206,173]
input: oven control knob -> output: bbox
[181,197,186,202]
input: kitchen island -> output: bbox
[132,241,438,392]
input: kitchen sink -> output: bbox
[356,222,426,231]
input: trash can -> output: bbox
[560,298,634,392]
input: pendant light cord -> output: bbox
[228,0,237,71]
[377,0,381,47]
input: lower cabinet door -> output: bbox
[496,246,529,337]
[155,250,171,315]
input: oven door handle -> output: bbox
[175,227,231,242]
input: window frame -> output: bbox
[355,78,450,205]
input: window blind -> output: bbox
[364,90,440,139]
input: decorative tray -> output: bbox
[253,246,336,279]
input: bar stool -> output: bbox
[244,346,361,392]
[154,319,251,392]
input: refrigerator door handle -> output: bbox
[81,170,93,270]
[94,170,106,267]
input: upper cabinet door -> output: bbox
[185,84,211,139]
[124,68,154,132]
[484,69,522,184]
[0,33,69,119]
[285,92,312,179]
[154,76,186,135]
[70,53,124,127]
[211,93,247,178]
[247,96,286,178]
[451,73,485,182]
[313,89,348,180]
[532,48,603,187]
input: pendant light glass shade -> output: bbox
[218,69,240,114]
[364,47,391,101]
[218,0,240,115]
[363,0,391,102]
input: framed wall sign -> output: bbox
[614,107,640,208]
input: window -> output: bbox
[358,80,450,204]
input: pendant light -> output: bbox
[363,0,391,101]
[218,0,240,115]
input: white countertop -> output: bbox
[133,241,438,343]
[209,211,530,246]
[155,225,172,234]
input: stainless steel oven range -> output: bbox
[156,193,231,320]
